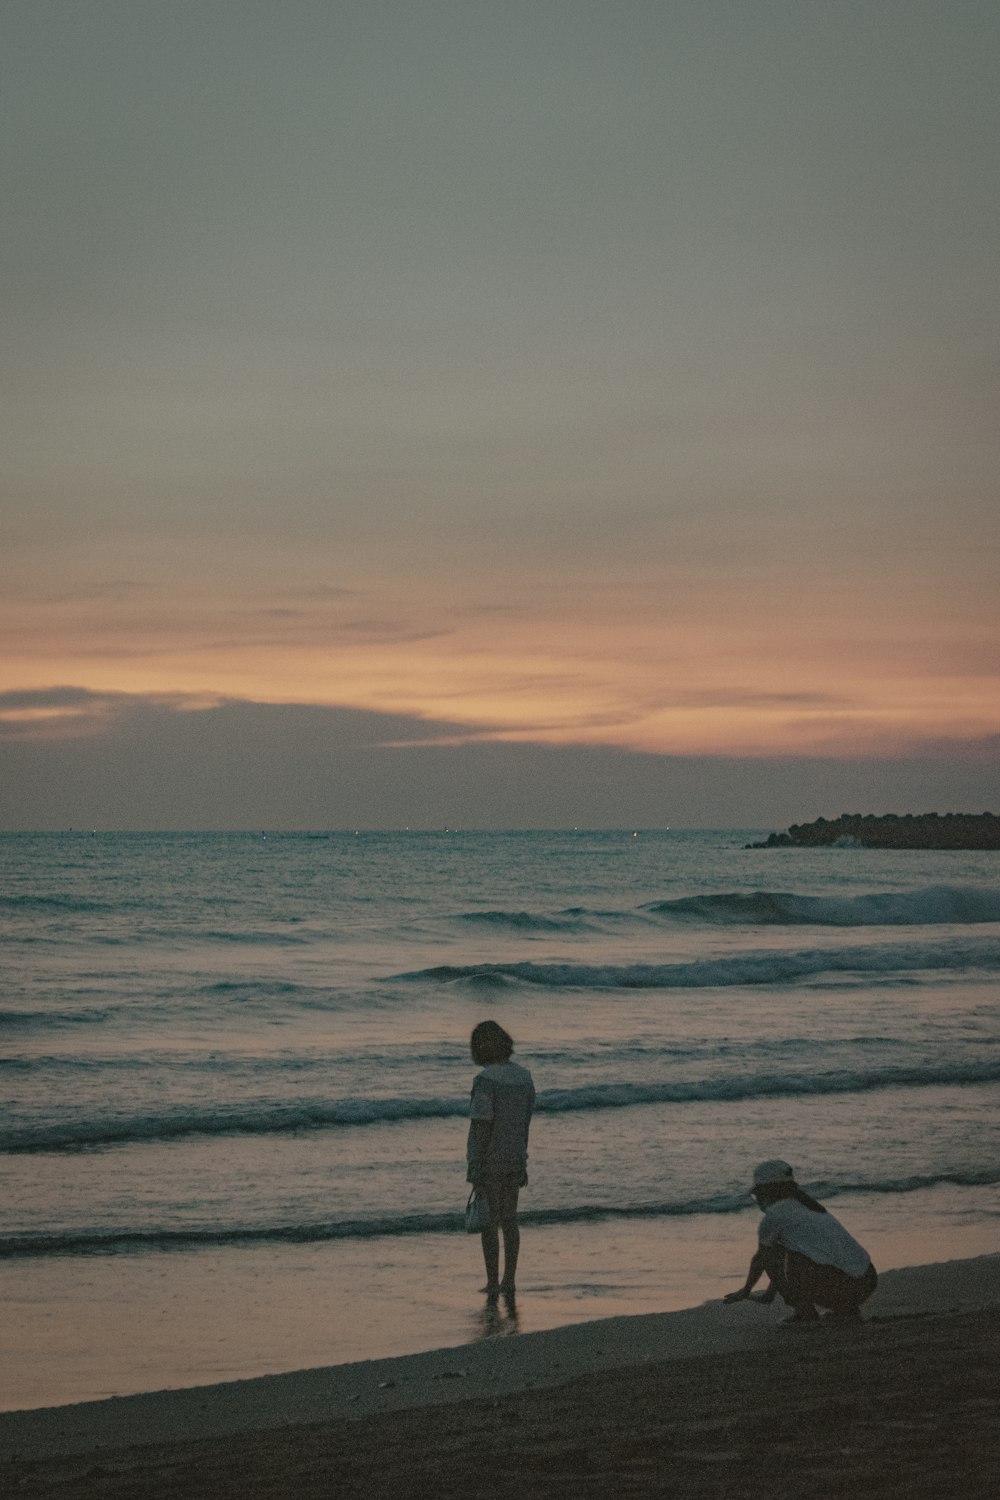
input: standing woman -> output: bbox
[467,1020,535,1298]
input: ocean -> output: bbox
[2,829,998,1409]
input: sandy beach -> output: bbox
[2,1254,997,1497]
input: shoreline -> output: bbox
[2,1252,998,1470]
[6,1182,996,1416]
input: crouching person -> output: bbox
[724,1159,877,1323]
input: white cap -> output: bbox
[752,1158,795,1187]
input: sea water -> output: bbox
[2,829,998,1407]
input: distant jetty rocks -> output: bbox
[749,812,1000,850]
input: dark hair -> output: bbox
[470,1020,514,1066]
[753,1180,827,1214]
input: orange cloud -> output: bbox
[3,528,996,757]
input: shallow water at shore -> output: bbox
[4,1181,997,1410]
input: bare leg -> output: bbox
[478,1178,522,1295]
[499,1220,520,1293]
[761,1246,819,1320]
[480,1226,500,1294]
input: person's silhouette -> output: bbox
[466,1021,535,1297]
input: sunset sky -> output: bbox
[3,1,997,827]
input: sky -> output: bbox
[2,1,997,828]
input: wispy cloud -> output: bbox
[0,687,222,740]
[0,687,479,748]
[0,687,101,710]
[31,581,154,606]
[666,689,858,710]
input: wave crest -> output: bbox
[3,1167,996,1258]
[643,885,1000,927]
[396,936,1000,992]
[457,909,599,933]
[6,1057,1000,1152]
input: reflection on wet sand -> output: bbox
[473,1292,520,1341]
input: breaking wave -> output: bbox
[3,1166,997,1258]
[456,909,604,933]
[396,936,1000,991]
[0,1006,117,1030]
[643,885,1000,927]
[6,1056,1000,1152]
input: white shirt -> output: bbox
[467,1061,535,1176]
[758,1197,871,1278]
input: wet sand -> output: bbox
[2,1255,998,1498]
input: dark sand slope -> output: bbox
[2,1256,998,1499]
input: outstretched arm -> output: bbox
[723,1249,776,1304]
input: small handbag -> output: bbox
[465,1188,492,1233]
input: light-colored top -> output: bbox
[467,1061,535,1179]
[758,1197,871,1278]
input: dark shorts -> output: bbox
[477,1174,522,1226]
[763,1246,877,1313]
